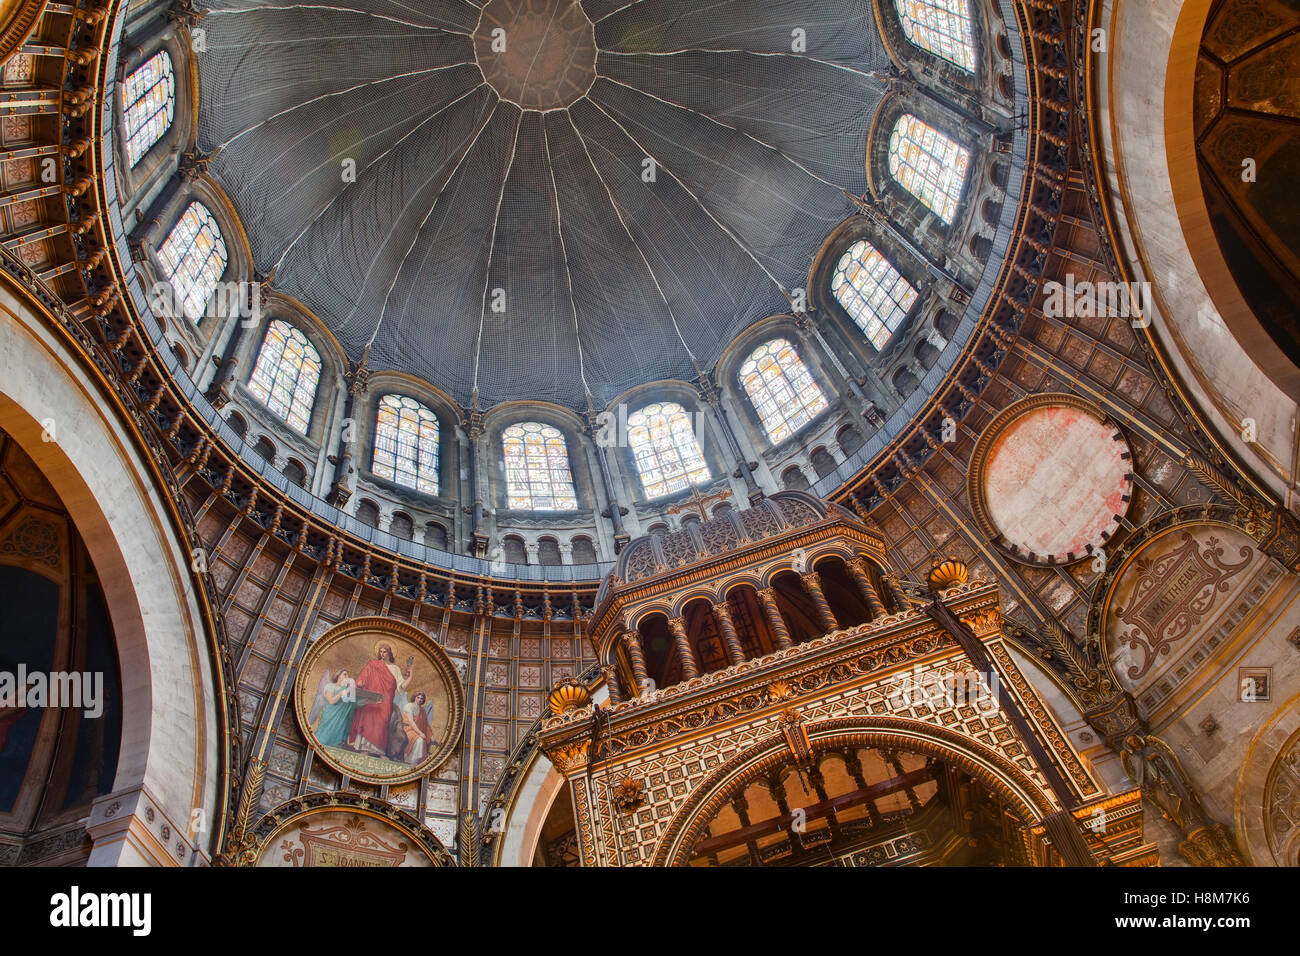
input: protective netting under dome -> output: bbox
[191,0,890,410]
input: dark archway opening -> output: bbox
[814,556,875,629]
[723,585,779,659]
[684,748,1027,867]
[639,613,677,689]
[531,784,579,867]
[682,599,730,674]
[768,572,823,644]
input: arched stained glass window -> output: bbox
[894,0,976,72]
[372,394,439,495]
[503,422,578,511]
[888,114,970,225]
[740,339,829,444]
[158,201,227,322]
[123,50,175,167]
[830,238,918,349]
[627,402,710,500]
[248,320,322,434]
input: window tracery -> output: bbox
[503,422,578,510]
[627,401,710,500]
[894,0,976,71]
[739,339,829,444]
[888,113,970,224]
[157,201,228,322]
[248,320,322,434]
[372,394,440,495]
[123,49,175,166]
[830,239,918,349]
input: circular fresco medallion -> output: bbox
[969,395,1132,566]
[295,617,465,785]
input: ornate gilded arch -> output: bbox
[650,714,1056,866]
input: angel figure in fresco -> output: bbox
[307,669,371,749]
[398,691,433,765]
[347,643,412,757]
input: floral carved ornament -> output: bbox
[1115,532,1251,680]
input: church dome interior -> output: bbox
[0,0,1297,891]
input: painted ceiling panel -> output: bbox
[193,0,890,408]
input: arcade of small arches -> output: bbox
[603,550,908,702]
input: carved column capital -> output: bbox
[1178,824,1244,867]
[546,740,591,775]
[1119,732,1244,866]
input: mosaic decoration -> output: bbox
[1115,531,1252,680]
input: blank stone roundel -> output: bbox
[975,402,1131,564]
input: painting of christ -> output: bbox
[296,618,464,785]
[347,643,409,756]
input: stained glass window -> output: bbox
[894,0,976,72]
[123,50,175,167]
[503,422,578,510]
[248,320,321,434]
[740,339,829,444]
[888,114,970,225]
[372,394,439,495]
[627,402,710,500]
[830,239,918,349]
[158,201,227,322]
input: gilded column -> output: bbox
[847,557,888,619]
[668,616,701,680]
[882,572,910,612]
[756,587,793,650]
[800,572,839,634]
[601,664,624,704]
[711,602,747,666]
[620,632,650,695]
